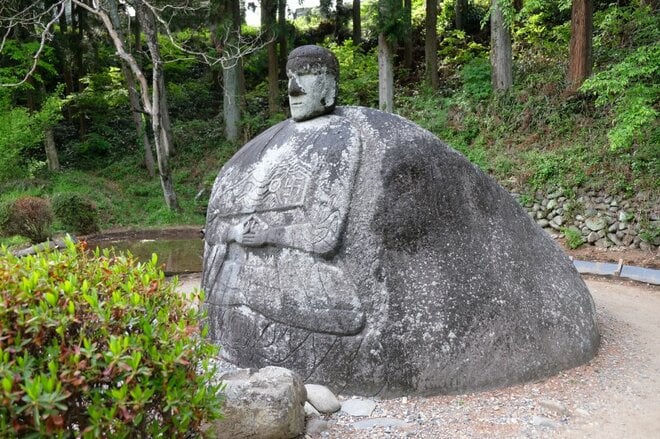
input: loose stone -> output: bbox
[595,238,611,248]
[538,399,569,417]
[305,417,329,437]
[532,415,560,429]
[537,219,549,228]
[585,217,607,231]
[305,384,341,414]
[353,418,410,430]
[341,398,377,417]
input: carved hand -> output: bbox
[225,223,245,244]
[242,229,268,247]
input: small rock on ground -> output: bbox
[341,398,377,417]
[305,384,341,414]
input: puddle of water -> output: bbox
[87,238,203,274]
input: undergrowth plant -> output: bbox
[562,226,585,249]
[1,196,53,243]
[0,238,223,437]
[52,193,100,235]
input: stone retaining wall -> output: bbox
[510,188,659,251]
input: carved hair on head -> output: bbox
[286,45,339,78]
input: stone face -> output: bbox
[209,366,306,439]
[202,105,599,397]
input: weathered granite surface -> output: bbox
[207,366,306,439]
[202,104,600,397]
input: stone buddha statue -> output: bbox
[202,45,600,397]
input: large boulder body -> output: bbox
[202,106,599,397]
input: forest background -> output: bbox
[0,0,657,247]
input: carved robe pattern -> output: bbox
[202,115,364,373]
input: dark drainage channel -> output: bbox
[573,260,660,286]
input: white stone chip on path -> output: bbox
[341,398,377,417]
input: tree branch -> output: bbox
[0,2,66,87]
[72,0,153,114]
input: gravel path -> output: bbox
[316,277,660,438]
[176,275,660,438]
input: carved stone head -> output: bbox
[286,45,339,122]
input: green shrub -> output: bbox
[52,192,101,235]
[0,239,223,437]
[563,226,585,249]
[2,196,53,243]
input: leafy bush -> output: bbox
[581,43,659,151]
[52,193,101,235]
[459,57,492,101]
[2,196,53,243]
[0,106,43,183]
[438,30,489,68]
[0,239,223,437]
[581,4,659,151]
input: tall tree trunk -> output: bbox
[277,0,287,80]
[262,0,279,114]
[74,2,87,137]
[137,4,179,211]
[352,0,361,44]
[76,0,178,209]
[490,0,512,91]
[44,127,60,171]
[39,83,60,171]
[403,0,413,69]
[107,0,155,176]
[227,0,243,142]
[224,63,241,142]
[455,0,468,30]
[335,0,345,43]
[158,74,174,156]
[57,8,74,123]
[567,0,593,91]
[378,34,394,112]
[425,0,439,89]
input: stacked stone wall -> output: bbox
[510,188,659,251]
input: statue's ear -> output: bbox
[324,78,337,108]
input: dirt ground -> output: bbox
[562,242,659,269]
[318,277,660,439]
[177,273,660,438]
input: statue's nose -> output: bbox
[288,77,305,96]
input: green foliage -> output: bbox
[581,43,659,151]
[459,57,492,101]
[167,80,218,120]
[1,196,53,243]
[326,39,379,107]
[52,193,100,235]
[438,30,489,68]
[0,106,42,182]
[639,225,659,245]
[523,147,589,190]
[0,40,57,88]
[562,226,585,249]
[0,238,224,437]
